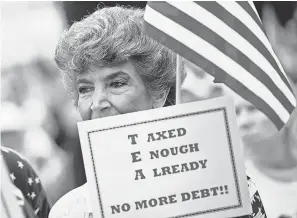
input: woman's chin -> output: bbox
[240,132,267,154]
[241,127,277,144]
[241,131,279,159]
[241,133,261,148]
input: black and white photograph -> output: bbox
[1,1,297,218]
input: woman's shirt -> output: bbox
[245,159,297,218]
[1,146,51,218]
[49,176,267,218]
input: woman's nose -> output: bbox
[91,89,111,113]
[237,110,255,132]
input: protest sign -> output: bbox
[78,97,252,218]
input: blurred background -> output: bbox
[0,2,297,218]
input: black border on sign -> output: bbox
[87,107,242,218]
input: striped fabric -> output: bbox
[143,1,296,130]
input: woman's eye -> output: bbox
[247,105,256,113]
[235,108,241,116]
[78,87,93,94]
[110,81,127,88]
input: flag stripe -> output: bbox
[217,1,291,85]
[144,5,290,123]
[162,2,295,108]
[149,1,294,113]
[247,1,264,25]
[196,1,295,95]
[227,1,292,92]
[236,1,265,33]
[143,20,284,129]
[237,1,293,92]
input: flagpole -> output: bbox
[176,54,181,104]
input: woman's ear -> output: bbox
[153,89,170,109]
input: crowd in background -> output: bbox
[1,2,297,218]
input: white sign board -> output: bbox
[78,97,252,218]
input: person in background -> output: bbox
[49,5,267,218]
[239,4,297,218]
[1,62,80,205]
[182,59,297,218]
[1,146,51,218]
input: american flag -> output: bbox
[143,1,296,130]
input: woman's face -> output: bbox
[76,61,155,121]
[233,95,278,146]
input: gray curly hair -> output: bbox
[55,5,186,106]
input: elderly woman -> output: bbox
[49,6,267,218]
